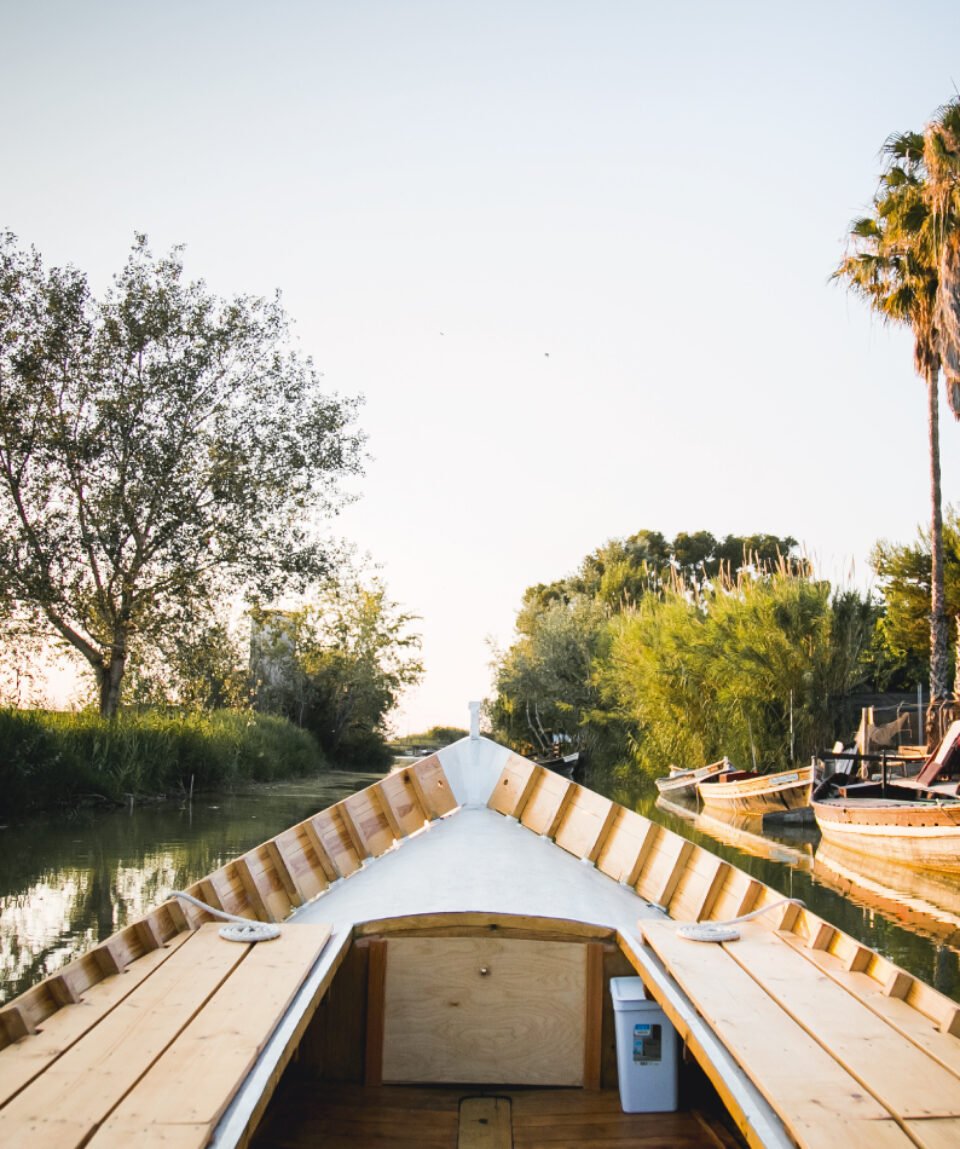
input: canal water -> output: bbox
[2,764,959,1005]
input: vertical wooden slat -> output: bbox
[365,939,388,1087]
[583,942,604,1090]
[412,755,458,818]
[234,855,275,922]
[337,801,370,861]
[372,780,405,840]
[487,755,540,818]
[300,817,342,881]
[378,769,429,837]
[135,915,164,952]
[264,839,303,908]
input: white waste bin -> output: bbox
[610,976,678,1113]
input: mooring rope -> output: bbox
[675,897,805,943]
[170,890,281,943]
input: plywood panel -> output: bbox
[554,788,616,862]
[343,790,395,859]
[487,755,539,817]
[595,808,657,885]
[520,772,573,837]
[309,809,362,878]
[273,826,329,903]
[382,937,587,1085]
[378,770,429,837]
[412,755,459,819]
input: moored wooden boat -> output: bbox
[3,734,960,1149]
[813,720,960,871]
[654,756,730,797]
[696,763,814,816]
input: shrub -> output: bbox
[0,709,326,817]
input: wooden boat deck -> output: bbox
[0,923,332,1149]
[4,739,960,1149]
[249,1081,741,1148]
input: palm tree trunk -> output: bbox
[927,362,951,743]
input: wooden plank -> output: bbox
[309,808,363,878]
[640,921,913,1149]
[0,926,250,1149]
[412,755,459,819]
[377,770,429,837]
[670,854,731,923]
[263,840,303,909]
[0,931,194,1111]
[595,808,658,885]
[520,771,574,837]
[583,943,603,1090]
[365,939,387,1088]
[299,816,342,882]
[719,924,960,1124]
[487,754,540,818]
[271,826,329,903]
[343,789,396,859]
[245,845,298,921]
[458,1097,511,1149]
[233,855,275,923]
[86,925,332,1149]
[381,938,586,1086]
[635,832,692,906]
[554,787,616,862]
[775,929,960,1083]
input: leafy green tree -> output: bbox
[605,573,875,774]
[0,233,363,717]
[870,510,960,691]
[835,126,959,736]
[490,595,609,757]
[253,578,423,767]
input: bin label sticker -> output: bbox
[633,1022,662,1064]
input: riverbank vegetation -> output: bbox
[489,529,883,775]
[0,709,324,818]
[0,235,425,811]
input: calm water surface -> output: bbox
[2,764,960,1004]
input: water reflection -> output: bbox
[0,773,378,1003]
[596,766,960,1003]
[3,765,960,1007]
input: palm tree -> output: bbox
[834,131,951,742]
[924,98,960,417]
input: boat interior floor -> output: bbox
[249,1081,743,1148]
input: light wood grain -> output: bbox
[382,937,587,1086]
[86,925,332,1149]
[640,920,913,1149]
[0,931,193,1111]
[458,1097,511,1149]
[0,926,248,1149]
[487,754,539,818]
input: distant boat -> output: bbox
[654,757,731,799]
[534,749,583,778]
[696,764,814,817]
[813,720,960,871]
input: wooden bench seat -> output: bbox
[0,923,331,1149]
[641,919,960,1149]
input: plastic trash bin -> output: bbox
[610,976,679,1113]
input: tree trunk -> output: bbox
[97,640,128,719]
[927,363,951,744]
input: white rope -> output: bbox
[675,897,804,943]
[170,890,281,943]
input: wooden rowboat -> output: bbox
[654,756,730,797]
[3,732,960,1149]
[813,720,960,871]
[696,763,814,817]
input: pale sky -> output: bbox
[4,2,960,733]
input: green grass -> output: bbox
[0,709,326,817]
